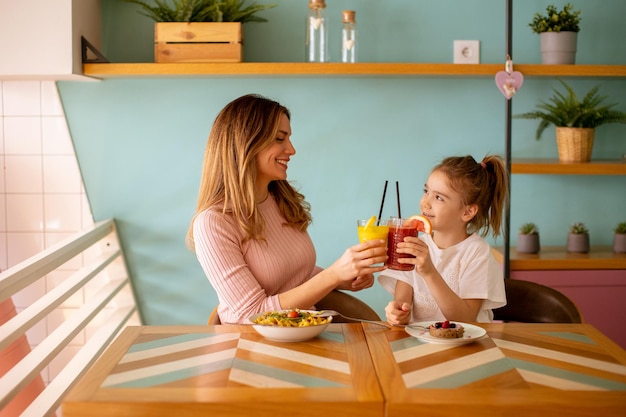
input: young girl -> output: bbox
[380,155,508,325]
[187,94,387,324]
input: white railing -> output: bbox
[0,219,140,417]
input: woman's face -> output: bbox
[256,113,295,189]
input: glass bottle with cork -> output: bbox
[306,0,328,62]
[341,10,357,63]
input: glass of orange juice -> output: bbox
[357,217,389,242]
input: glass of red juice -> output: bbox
[385,217,418,271]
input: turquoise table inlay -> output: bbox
[126,332,218,353]
[539,331,596,345]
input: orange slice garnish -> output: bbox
[409,214,433,234]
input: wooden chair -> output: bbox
[493,279,583,323]
[208,307,221,325]
[208,290,381,325]
[315,290,381,323]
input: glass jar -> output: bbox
[306,0,328,62]
[341,10,357,63]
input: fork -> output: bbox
[315,310,393,328]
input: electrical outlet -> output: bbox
[454,40,480,64]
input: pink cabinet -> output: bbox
[510,270,626,348]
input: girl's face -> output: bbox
[256,113,295,189]
[420,170,475,234]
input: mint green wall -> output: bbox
[58,0,626,325]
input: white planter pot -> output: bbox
[540,32,577,64]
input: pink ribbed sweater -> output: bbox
[193,196,321,323]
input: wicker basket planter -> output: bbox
[556,127,595,163]
[155,22,242,63]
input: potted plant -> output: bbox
[514,79,626,162]
[567,222,589,253]
[517,223,540,254]
[123,0,277,63]
[529,3,581,64]
[614,222,626,253]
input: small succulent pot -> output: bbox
[517,223,540,254]
[517,233,540,254]
[567,223,589,253]
[567,233,589,253]
[614,233,626,254]
[614,222,626,254]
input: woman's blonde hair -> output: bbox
[187,94,311,250]
[433,155,509,238]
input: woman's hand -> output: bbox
[385,300,411,326]
[336,273,375,291]
[327,239,387,287]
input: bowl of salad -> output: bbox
[249,309,332,342]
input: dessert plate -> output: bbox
[405,322,487,345]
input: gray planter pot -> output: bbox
[540,32,577,64]
[614,233,626,254]
[517,233,540,254]
[567,233,589,253]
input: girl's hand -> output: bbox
[385,300,411,326]
[328,240,387,286]
[396,236,436,276]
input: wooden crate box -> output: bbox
[155,22,242,63]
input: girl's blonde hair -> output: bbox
[187,94,311,250]
[433,155,509,238]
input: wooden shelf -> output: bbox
[493,246,626,270]
[82,62,626,79]
[512,159,626,175]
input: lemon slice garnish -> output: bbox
[364,215,377,230]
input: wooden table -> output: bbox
[62,324,383,417]
[363,322,626,417]
[63,323,626,417]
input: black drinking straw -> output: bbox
[376,181,388,226]
[396,181,401,218]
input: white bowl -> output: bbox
[249,311,332,342]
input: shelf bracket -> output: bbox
[81,36,109,64]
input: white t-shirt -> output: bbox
[378,233,506,323]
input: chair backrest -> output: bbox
[493,279,583,323]
[208,307,221,325]
[315,290,381,323]
[208,290,381,325]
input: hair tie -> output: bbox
[479,161,486,168]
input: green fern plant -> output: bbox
[569,222,589,235]
[123,0,276,23]
[615,222,626,234]
[514,79,626,140]
[519,223,538,235]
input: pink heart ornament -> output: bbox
[495,70,524,99]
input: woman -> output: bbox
[187,94,386,324]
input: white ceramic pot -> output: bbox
[540,32,577,64]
